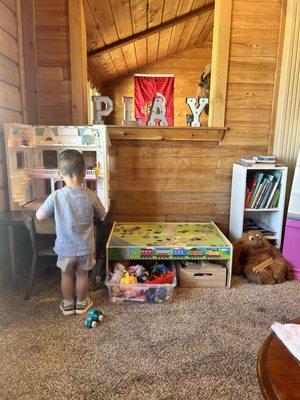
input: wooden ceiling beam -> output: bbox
[87,2,214,59]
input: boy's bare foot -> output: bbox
[75,297,93,314]
[59,300,75,316]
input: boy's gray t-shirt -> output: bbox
[38,187,105,257]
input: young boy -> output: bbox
[36,149,105,316]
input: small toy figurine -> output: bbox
[120,272,138,284]
[19,135,29,146]
[85,308,104,328]
[110,262,125,283]
[94,162,102,176]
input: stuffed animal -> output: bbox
[233,230,293,284]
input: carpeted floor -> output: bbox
[0,269,299,400]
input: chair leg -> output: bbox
[25,255,37,300]
[91,262,98,292]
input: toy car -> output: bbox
[84,308,104,328]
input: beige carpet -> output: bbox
[0,269,299,400]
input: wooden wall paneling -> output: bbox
[135,38,147,68]
[1,0,15,11]
[147,33,159,64]
[68,0,88,124]
[0,1,17,37]
[88,0,118,44]
[157,0,180,60]
[0,28,18,62]
[157,27,172,60]
[16,0,28,124]
[33,0,72,125]
[130,0,147,67]
[109,48,129,76]
[104,45,212,125]
[83,0,105,51]
[230,29,280,58]
[0,55,20,86]
[187,11,212,47]
[196,11,214,44]
[208,0,232,127]
[131,0,148,34]
[109,0,133,39]
[109,0,137,73]
[101,0,284,227]
[0,81,22,111]
[0,0,23,276]
[21,0,39,123]
[147,0,163,64]
[121,43,137,72]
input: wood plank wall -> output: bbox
[0,0,25,284]
[105,46,212,126]
[103,0,282,233]
[34,0,72,125]
[0,0,24,212]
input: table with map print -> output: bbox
[106,222,233,287]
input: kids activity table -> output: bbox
[106,221,233,287]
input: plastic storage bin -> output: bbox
[283,217,300,280]
[106,274,177,303]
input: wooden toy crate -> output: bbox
[178,261,227,288]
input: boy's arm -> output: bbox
[36,194,55,221]
[92,194,106,220]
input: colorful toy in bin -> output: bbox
[120,272,138,284]
[85,308,104,328]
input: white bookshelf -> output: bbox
[229,163,288,248]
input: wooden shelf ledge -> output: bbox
[107,126,228,142]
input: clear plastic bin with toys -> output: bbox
[106,260,177,303]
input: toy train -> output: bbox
[139,247,221,259]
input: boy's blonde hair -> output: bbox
[58,149,85,177]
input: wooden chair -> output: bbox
[23,212,99,300]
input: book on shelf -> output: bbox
[248,172,264,207]
[245,170,282,209]
[265,171,282,208]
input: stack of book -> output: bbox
[245,170,282,209]
[239,155,276,166]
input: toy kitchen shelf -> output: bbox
[106,221,233,291]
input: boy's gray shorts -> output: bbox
[57,255,95,273]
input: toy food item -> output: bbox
[85,308,104,328]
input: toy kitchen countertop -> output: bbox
[106,222,232,262]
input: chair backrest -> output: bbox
[22,210,55,253]
[34,218,55,234]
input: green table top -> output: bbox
[109,222,230,248]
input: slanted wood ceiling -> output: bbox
[84,0,214,83]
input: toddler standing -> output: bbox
[36,149,105,315]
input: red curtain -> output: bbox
[134,74,174,126]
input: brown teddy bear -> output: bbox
[233,230,293,284]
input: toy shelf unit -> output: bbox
[106,222,233,304]
[229,163,288,248]
[4,124,110,212]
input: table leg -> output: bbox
[8,226,17,289]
